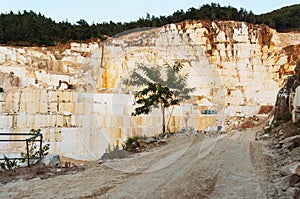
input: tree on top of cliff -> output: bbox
[122,61,195,134]
[256,4,300,32]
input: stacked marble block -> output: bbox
[0,88,215,160]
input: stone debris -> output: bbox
[103,130,201,156]
[144,137,156,144]
[129,134,170,153]
[202,130,226,138]
[257,120,300,198]
[101,135,169,158]
[40,154,61,167]
[261,133,270,140]
[279,174,300,191]
[280,135,300,146]
[0,158,83,184]
[225,115,267,131]
[280,162,300,176]
[286,187,300,198]
[101,150,131,160]
[157,139,166,144]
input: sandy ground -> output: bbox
[0,128,273,199]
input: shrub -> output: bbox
[264,126,273,134]
[292,120,300,128]
[0,154,18,171]
[273,121,281,127]
[0,87,3,92]
[277,112,292,121]
[105,143,119,153]
[20,129,50,163]
[121,136,140,152]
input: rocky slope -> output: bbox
[256,58,300,198]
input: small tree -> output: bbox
[123,61,195,133]
[133,83,179,133]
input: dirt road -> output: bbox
[0,129,273,199]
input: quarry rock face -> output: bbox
[0,20,299,160]
[275,60,300,121]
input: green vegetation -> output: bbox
[292,121,300,128]
[263,126,273,134]
[0,3,299,46]
[277,112,292,121]
[123,61,195,101]
[1,129,50,170]
[20,129,50,163]
[105,143,120,153]
[123,61,194,134]
[0,87,3,92]
[121,136,140,152]
[0,154,18,171]
[133,83,179,134]
[256,4,300,32]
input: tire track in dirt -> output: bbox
[102,130,270,199]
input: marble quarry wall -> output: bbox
[0,20,299,160]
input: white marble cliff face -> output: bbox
[0,20,299,160]
[102,21,298,107]
[0,21,297,105]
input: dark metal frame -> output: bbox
[0,133,43,167]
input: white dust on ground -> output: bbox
[0,129,273,199]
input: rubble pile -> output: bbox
[257,121,300,198]
[225,115,267,131]
[0,155,84,184]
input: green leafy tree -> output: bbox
[123,61,194,100]
[0,5,300,46]
[123,61,195,133]
[133,83,179,133]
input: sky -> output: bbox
[0,0,299,24]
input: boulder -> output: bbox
[101,151,131,160]
[137,139,146,147]
[145,137,156,144]
[280,135,300,151]
[294,181,300,188]
[280,162,300,176]
[157,139,166,144]
[279,174,300,191]
[286,187,300,198]
[279,135,300,145]
[283,142,297,153]
[261,133,270,140]
[40,154,61,167]
[278,129,285,137]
